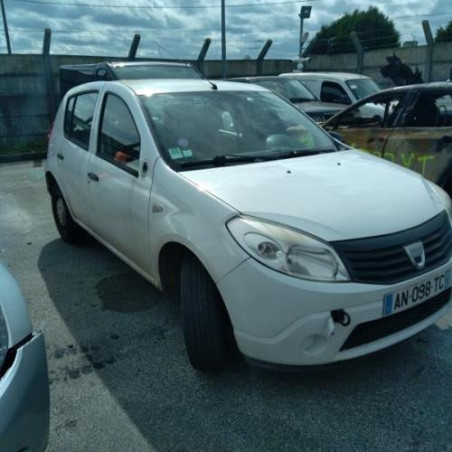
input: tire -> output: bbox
[181,255,231,371]
[51,186,85,244]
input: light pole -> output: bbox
[0,0,11,54]
[298,5,311,58]
[221,0,226,79]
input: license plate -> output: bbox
[382,269,451,316]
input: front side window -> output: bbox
[64,91,98,150]
[97,94,141,175]
[320,82,350,104]
[330,94,403,130]
[141,90,336,170]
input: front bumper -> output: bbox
[0,332,50,452]
[217,257,452,366]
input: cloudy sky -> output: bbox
[1,0,451,60]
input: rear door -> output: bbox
[57,90,99,229]
[86,85,155,273]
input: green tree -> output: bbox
[435,20,452,43]
[311,7,400,54]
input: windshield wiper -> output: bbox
[262,148,337,161]
[179,154,261,169]
[179,148,338,169]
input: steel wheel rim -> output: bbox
[56,197,67,226]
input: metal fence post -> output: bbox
[256,39,272,75]
[197,38,211,74]
[422,20,434,82]
[350,31,364,74]
[0,0,11,54]
[42,28,57,121]
[128,34,141,60]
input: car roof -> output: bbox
[60,60,194,70]
[279,72,372,81]
[107,61,195,68]
[67,79,268,97]
[229,76,284,82]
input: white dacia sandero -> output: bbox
[45,79,452,371]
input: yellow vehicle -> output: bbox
[323,82,452,195]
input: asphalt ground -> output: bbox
[1,160,451,452]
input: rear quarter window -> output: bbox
[64,91,98,150]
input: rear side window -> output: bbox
[64,91,98,150]
[97,93,141,176]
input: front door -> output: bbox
[382,91,452,185]
[87,90,153,273]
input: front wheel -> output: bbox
[51,186,85,244]
[181,255,231,371]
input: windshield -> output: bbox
[113,64,202,80]
[140,90,335,170]
[345,78,380,100]
[253,79,317,102]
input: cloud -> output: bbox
[1,0,450,58]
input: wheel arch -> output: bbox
[158,241,222,304]
[158,242,193,301]
[45,171,59,195]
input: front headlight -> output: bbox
[425,181,452,224]
[227,216,349,282]
[0,306,8,370]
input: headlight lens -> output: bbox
[227,216,349,282]
[0,306,8,370]
[425,181,452,225]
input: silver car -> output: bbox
[0,262,49,452]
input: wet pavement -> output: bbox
[1,160,451,452]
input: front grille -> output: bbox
[332,211,452,284]
[341,288,451,351]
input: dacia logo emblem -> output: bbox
[404,241,426,270]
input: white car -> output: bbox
[0,262,50,451]
[279,72,383,118]
[45,79,452,371]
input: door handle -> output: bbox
[87,172,99,182]
[57,152,64,160]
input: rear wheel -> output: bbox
[181,255,231,371]
[51,186,85,244]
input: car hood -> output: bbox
[181,150,443,242]
[0,262,33,347]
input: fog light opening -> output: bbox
[331,309,351,326]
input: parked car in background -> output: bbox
[323,82,452,195]
[0,262,49,452]
[46,79,451,372]
[230,76,347,122]
[60,61,203,96]
[280,72,383,118]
